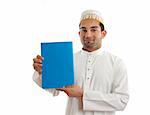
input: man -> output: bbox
[33,10,129,115]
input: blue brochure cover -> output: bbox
[41,42,74,89]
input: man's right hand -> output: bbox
[33,55,44,74]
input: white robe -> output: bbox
[33,48,129,115]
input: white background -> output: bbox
[0,0,150,115]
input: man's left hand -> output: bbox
[57,85,83,97]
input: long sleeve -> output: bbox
[32,71,59,96]
[82,59,129,111]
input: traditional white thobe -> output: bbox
[33,48,129,115]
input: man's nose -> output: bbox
[85,30,92,38]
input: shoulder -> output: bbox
[103,51,126,67]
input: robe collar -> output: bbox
[81,47,104,56]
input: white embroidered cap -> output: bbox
[80,9,104,24]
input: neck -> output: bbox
[82,45,101,52]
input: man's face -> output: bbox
[79,19,106,52]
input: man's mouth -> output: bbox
[84,40,94,44]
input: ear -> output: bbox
[101,30,107,39]
[78,31,80,36]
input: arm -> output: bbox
[82,59,129,111]
[32,71,59,96]
[32,55,59,96]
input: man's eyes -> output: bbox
[91,29,97,32]
[81,30,87,32]
[81,29,97,32]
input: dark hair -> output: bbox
[99,22,105,31]
[79,22,105,32]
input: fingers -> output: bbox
[33,63,42,69]
[65,85,73,88]
[65,85,80,88]
[33,63,42,73]
[56,88,70,96]
[57,88,64,90]
[33,58,42,64]
[56,88,66,91]
[37,55,44,60]
[33,55,43,74]
[33,55,44,63]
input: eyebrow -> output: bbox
[91,26,99,29]
[79,26,99,29]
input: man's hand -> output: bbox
[33,55,44,74]
[57,85,83,97]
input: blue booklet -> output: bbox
[41,42,74,89]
